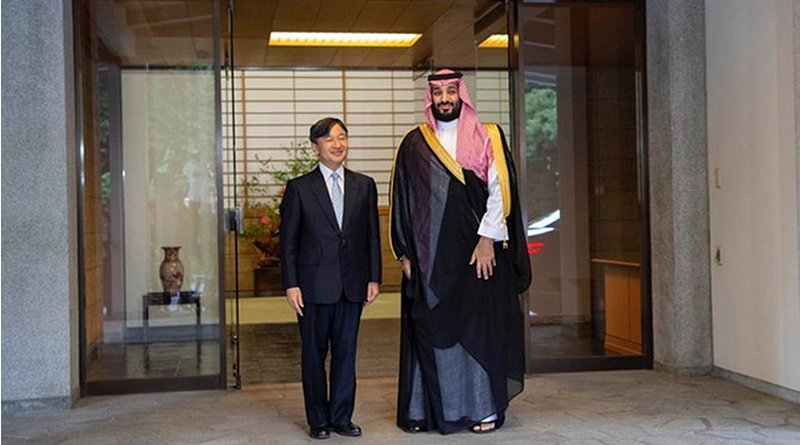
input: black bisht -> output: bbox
[390,124,531,434]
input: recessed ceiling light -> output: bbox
[268,32,422,48]
[478,34,508,48]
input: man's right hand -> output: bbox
[401,257,412,279]
[286,287,304,317]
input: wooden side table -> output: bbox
[141,291,202,344]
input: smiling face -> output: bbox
[311,123,348,170]
[431,83,462,122]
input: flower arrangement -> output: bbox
[240,140,317,267]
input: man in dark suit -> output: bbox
[280,117,381,440]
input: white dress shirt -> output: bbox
[435,119,508,241]
[318,163,345,202]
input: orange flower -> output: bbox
[261,215,272,226]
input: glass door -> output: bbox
[222,0,242,389]
[514,1,651,372]
[76,0,226,394]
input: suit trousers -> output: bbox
[297,295,363,428]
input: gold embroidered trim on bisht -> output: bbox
[419,123,466,184]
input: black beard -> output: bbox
[432,100,462,122]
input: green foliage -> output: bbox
[525,87,557,161]
[240,141,317,267]
[524,87,559,220]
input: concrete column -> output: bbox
[1,0,79,410]
[646,0,713,376]
[795,2,800,318]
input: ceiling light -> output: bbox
[478,34,508,48]
[268,32,422,48]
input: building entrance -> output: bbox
[75,0,651,395]
[222,0,516,386]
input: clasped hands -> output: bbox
[401,236,495,281]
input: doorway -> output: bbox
[75,0,227,394]
[515,1,652,372]
[75,0,653,396]
[222,0,514,385]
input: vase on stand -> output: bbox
[159,246,184,295]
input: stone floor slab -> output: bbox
[3,371,799,445]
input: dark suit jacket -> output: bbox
[280,166,382,304]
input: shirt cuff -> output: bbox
[478,219,508,241]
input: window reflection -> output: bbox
[521,3,643,360]
[77,0,222,391]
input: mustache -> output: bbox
[436,101,455,107]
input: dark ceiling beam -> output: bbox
[474,0,506,41]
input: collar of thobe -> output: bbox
[435,119,458,160]
[436,118,458,131]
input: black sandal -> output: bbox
[402,421,426,433]
[470,421,497,434]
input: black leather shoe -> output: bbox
[309,426,330,440]
[333,422,362,437]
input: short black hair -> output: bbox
[309,117,348,143]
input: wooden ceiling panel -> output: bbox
[234,38,270,56]
[326,48,372,67]
[388,2,451,32]
[228,0,278,38]
[431,2,473,24]
[234,53,267,67]
[273,0,323,22]
[349,1,411,31]
[357,50,418,68]
[316,0,368,30]
[97,0,509,69]
[428,21,472,49]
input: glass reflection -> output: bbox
[78,0,221,389]
[521,3,643,360]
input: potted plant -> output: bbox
[240,141,317,294]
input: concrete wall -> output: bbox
[1,0,80,409]
[706,0,800,395]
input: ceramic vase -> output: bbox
[159,246,184,294]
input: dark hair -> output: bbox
[309,117,348,143]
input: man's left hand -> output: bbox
[469,236,496,280]
[365,282,380,306]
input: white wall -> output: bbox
[706,0,800,392]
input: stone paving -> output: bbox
[3,371,800,445]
